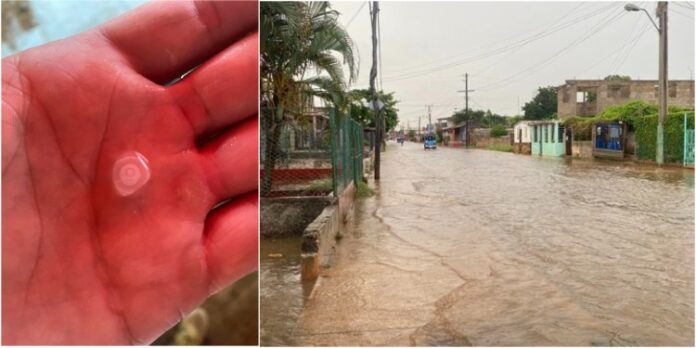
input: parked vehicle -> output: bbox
[424,134,437,150]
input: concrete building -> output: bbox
[557,79,695,118]
[531,120,566,157]
[513,121,533,154]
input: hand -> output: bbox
[2,1,258,344]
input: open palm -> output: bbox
[2,1,257,344]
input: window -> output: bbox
[551,124,555,143]
[595,124,623,151]
[533,126,537,142]
[576,91,585,103]
[558,126,565,143]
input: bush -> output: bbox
[490,124,508,138]
[562,100,695,163]
[633,112,694,162]
[356,180,374,198]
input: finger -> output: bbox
[99,0,257,84]
[199,116,258,202]
[169,32,258,138]
[204,192,258,294]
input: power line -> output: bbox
[611,21,652,73]
[382,2,616,82]
[476,9,627,92]
[384,2,590,77]
[345,1,367,29]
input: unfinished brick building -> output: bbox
[556,79,695,118]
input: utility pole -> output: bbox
[418,116,421,138]
[427,105,433,132]
[457,73,475,147]
[657,1,668,165]
[370,1,381,179]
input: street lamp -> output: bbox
[625,2,668,165]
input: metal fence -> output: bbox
[684,113,694,167]
[260,107,364,198]
[330,108,364,196]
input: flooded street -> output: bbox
[292,142,694,346]
[260,238,315,346]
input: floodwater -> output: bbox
[287,141,694,346]
[260,238,315,346]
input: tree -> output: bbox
[260,2,357,195]
[490,124,509,137]
[347,89,399,132]
[450,108,507,127]
[604,74,631,81]
[523,86,557,120]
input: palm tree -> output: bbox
[260,1,358,196]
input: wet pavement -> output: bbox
[292,141,694,346]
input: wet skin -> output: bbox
[2,1,258,344]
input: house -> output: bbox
[556,79,695,118]
[443,122,467,147]
[530,120,566,157]
[513,121,533,154]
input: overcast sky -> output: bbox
[331,1,695,129]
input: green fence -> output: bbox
[684,113,695,167]
[329,108,364,196]
[634,111,695,163]
[260,107,364,197]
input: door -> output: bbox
[565,127,573,156]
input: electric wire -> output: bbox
[382,2,617,82]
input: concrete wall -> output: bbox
[571,141,593,158]
[475,135,513,148]
[260,197,333,237]
[300,180,357,280]
[301,205,340,280]
[513,142,531,155]
[558,80,695,118]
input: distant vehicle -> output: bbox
[424,134,437,150]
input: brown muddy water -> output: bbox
[260,238,316,346]
[264,142,694,346]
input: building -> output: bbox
[556,79,695,118]
[530,120,566,157]
[513,121,533,154]
[443,122,467,147]
[592,121,629,159]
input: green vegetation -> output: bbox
[260,2,357,195]
[604,75,632,81]
[308,178,333,192]
[562,100,695,162]
[356,180,375,198]
[450,108,509,127]
[490,124,508,137]
[485,144,514,152]
[523,86,557,120]
[347,89,400,132]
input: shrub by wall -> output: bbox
[633,112,694,162]
[562,100,694,163]
[490,124,508,137]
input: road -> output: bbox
[293,141,694,346]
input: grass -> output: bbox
[485,144,514,153]
[356,180,375,198]
[307,178,333,192]
[308,178,375,198]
